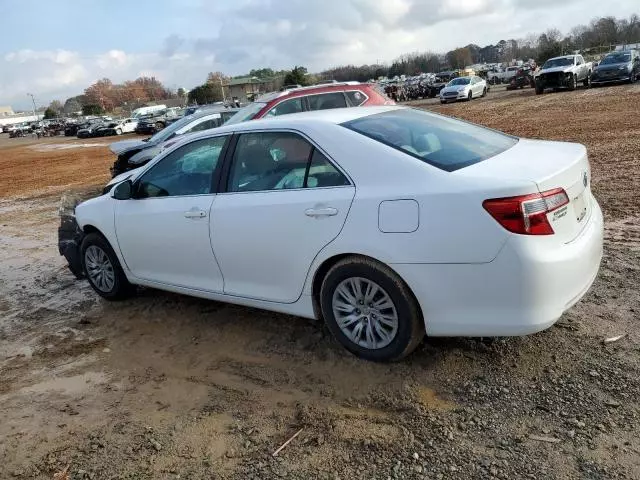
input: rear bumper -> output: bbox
[393,200,603,337]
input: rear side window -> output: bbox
[345,90,368,106]
[265,97,304,117]
[342,109,518,172]
[307,92,348,111]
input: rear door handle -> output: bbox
[184,209,207,219]
[305,207,338,217]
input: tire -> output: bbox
[319,256,424,362]
[467,91,473,101]
[583,73,591,88]
[629,72,637,84]
[535,84,544,95]
[154,122,164,131]
[481,87,487,97]
[81,233,135,301]
[568,74,577,91]
[440,99,446,104]
[115,128,122,135]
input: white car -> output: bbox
[113,118,138,135]
[440,76,487,103]
[65,106,603,361]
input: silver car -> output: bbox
[439,76,487,103]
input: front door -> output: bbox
[211,131,355,303]
[114,135,229,292]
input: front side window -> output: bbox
[136,136,227,198]
[227,132,348,192]
[307,92,348,111]
[265,97,304,117]
[342,109,518,172]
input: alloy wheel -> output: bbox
[331,277,399,350]
[85,245,115,293]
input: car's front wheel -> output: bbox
[81,233,135,300]
[320,257,424,362]
[467,91,473,101]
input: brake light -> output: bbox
[483,188,569,235]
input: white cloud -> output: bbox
[1,0,638,109]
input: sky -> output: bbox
[1,0,638,110]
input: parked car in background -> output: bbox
[591,50,639,85]
[110,107,238,176]
[135,109,181,134]
[487,66,520,84]
[224,82,393,125]
[64,122,81,136]
[131,105,167,118]
[535,55,593,94]
[439,76,487,103]
[77,119,107,138]
[60,106,602,362]
[99,118,138,136]
[506,66,536,90]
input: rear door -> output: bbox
[210,130,355,303]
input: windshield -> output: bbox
[447,78,470,86]
[342,108,518,172]
[224,102,266,125]
[600,52,631,65]
[148,114,197,143]
[542,57,574,68]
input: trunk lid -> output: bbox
[457,139,592,242]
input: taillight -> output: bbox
[483,188,569,235]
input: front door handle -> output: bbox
[305,207,338,217]
[184,209,207,219]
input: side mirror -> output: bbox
[112,180,133,200]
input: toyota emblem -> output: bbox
[583,172,588,187]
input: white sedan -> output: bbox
[440,76,488,103]
[63,106,603,362]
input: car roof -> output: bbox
[180,105,404,142]
[255,82,366,103]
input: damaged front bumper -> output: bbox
[536,72,573,89]
[58,194,86,279]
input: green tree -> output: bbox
[43,107,57,119]
[64,95,85,114]
[283,66,309,86]
[188,83,222,104]
[82,104,104,115]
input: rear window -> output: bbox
[342,109,518,172]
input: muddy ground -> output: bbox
[1,84,639,480]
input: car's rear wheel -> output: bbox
[115,128,122,135]
[81,233,135,301]
[319,257,424,362]
[154,122,164,131]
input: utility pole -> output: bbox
[27,93,37,120]
[219,77,226,103]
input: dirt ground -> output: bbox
[1,84,639,480]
